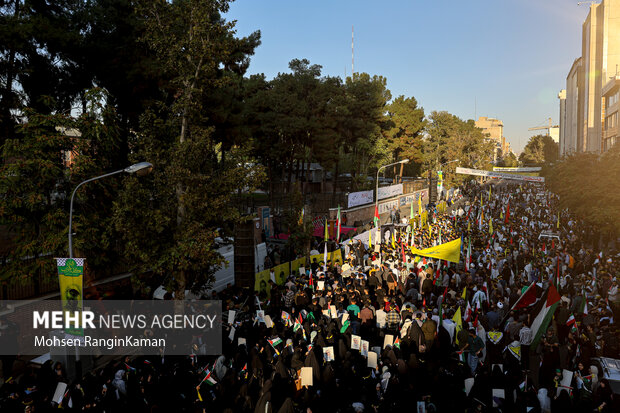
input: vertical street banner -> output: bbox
[55,258,85,336]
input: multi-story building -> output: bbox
[475,116,506,161]
[602,75,620,151]
[560,0,620,154]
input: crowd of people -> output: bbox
[1,180,618,412]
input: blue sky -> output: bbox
[226,0,589,153]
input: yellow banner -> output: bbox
[410,237,462,264]
[273,263,290,285]
[255,270,271,298]
[56,258,85,336]
[330,249,343,264]
[291,257,306,275]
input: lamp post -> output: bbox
[375,159,409,227]
[68,161,153,257]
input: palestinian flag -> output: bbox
[505,202,510,223]
[268,337,283,348]
[464,301,472,322]
[510,281,538,311]
[293,320,302,332]
[199,370,217,386]
[578,294,588,315]
[241,363,248,379]
[336,205,341,242]
[374,205,380,228]
[530,284,561,351]
[394,337,401,349]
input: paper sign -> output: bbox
[238,337,246,347]
[264,315,274,328]
[323,346,335,362]
[361,340,369,357]
[299,267,306,276]
[341,313,349,324]
[383,334,394,349]
[464,378,475,396]
[53,382,68,404]
[329,305,337,318]
[351,335,361,350]
[228,310,236,325]
[557,369,573,397]
[492,389,505,407]
[322,309,330,317]
[228,326,235,341]
[317,281,325,290]
[256,310,265,323]
[367,351,378,368]
[416,401,426,413]
[301,367,313,386]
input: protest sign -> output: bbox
[351,335,361,350]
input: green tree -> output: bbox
[0,108,71,288]
[113,0,264,298]
[383,95,426,177]
[423,111,494,186]
[519,134,558,165]
[497,151,519,167]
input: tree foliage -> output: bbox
[545,144,620,234]
[519,134,558,165]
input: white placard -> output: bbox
[256,310,265,324]
[492,389,505,407]
[299,266,306,276]
[264,315,274,328]
[416,401,426,413]
[361,340,369,357]
[317,280,325,290]
[367,351,378,368]
[228,326,235,341]
[383,334,394,349]
[301,366,313,386]
[348,189,374,208]
[53,382,68,404]
[556,369,573,397]
[329,305,337,318]
[228,310,236,325]
[464,378,475,396]
[238,337,246,347]
[351,335,361,350]
[341,313,349,324]
[323,346,334,362]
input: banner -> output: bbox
[492,166,541,172]
[255,270,271,299]
[410,238,462,264]
[291,257,306,275]
[455,167,545,182]
[378,200,399,215]
[330,249,343,264]
[55,258,85,336]
[377,184,403,200]
[347,190,374,208]
[273,263,290,285]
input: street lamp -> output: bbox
[375,159,409,227]
[68,162,153,257]
[439,159,459,168]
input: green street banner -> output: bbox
[55,258,85,336]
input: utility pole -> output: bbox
[351,25,354,75]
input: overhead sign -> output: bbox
[347,189,374,208]
[455,167,545,183]
[377,184,403,200]
[492,166,542,172]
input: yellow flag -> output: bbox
[500,211,503,220]
[556,215,560,229]
[489,218,493,235]
[392,232,396,249]
[488,186,491,201]
[467,220,471,232]
[418,195,422,215]
[197,387,203,402]
[452,306,463,329]
[461,287,467,299]
[369,230,372,249]
[410,238,462,264]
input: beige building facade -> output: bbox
[475,116,507,161]
[561,0,620,154]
